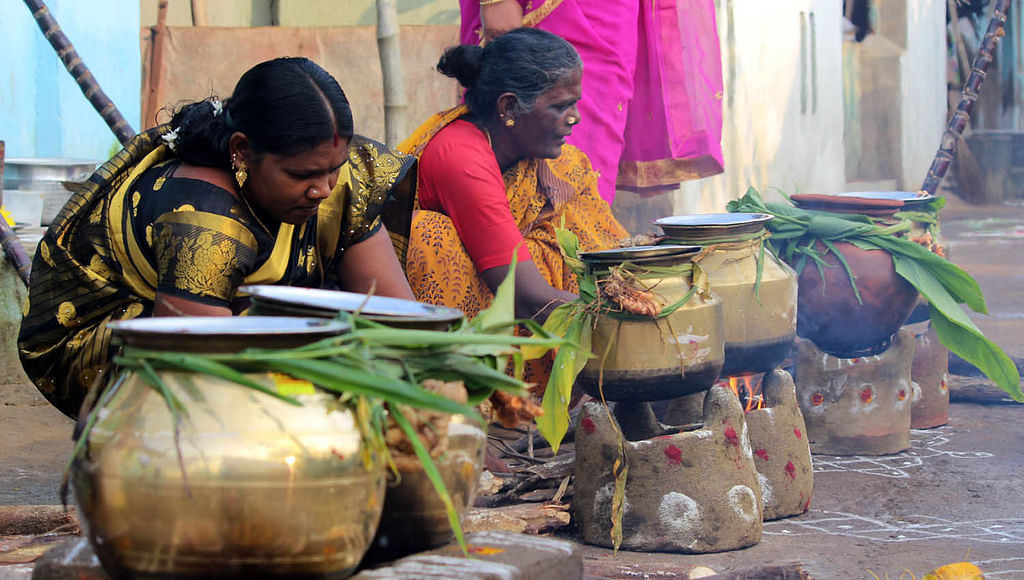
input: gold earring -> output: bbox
[505,118,515,128]
[235,162,248,188]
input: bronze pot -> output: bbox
[73,317,385,580]
[576,246,725,402]
[795,241,918,357]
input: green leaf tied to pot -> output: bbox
[726,187,1021,402]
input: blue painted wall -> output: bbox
[0,0,140,160]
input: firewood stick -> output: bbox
[23,0,136,145]
[920,0,1012,195]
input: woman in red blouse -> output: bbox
[398,28,629,427]
[401,28,627,325]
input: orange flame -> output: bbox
[725,373,765,412]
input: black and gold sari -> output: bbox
[18,126,415,418]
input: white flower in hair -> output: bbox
[161,127,180,152]
[210,98,223,117]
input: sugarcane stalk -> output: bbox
[23,0,136,146]
[376,0,409,146]
[920,0,1012,195]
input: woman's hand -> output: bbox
[480,0,524,44]
[336,227,415,300]
[481,259,576,323]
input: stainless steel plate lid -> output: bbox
[654,213,773,239]
[835,191,935,209]
[653,213,774,228]
[239,286,465,322]
[107,316,350,337]
[578,244,701,264]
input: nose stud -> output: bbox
[567,116,579,126]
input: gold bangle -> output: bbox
[479,0,505,5]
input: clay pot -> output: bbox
[796,241,918,358]
[790,193,904,218]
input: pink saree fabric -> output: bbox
[459,0,724,203]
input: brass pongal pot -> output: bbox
[238,286,483,564]
[72,317,386,580]
[577,246,725,401]
[655,213,798,375]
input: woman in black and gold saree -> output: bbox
[19,57,416,418]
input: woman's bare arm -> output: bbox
[335,226,415,300]
[481,260,576,323]
[480,0,524,44]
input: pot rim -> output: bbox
[239,286,464,322]
[653,212,774,228]
[107,316,350,338]
[579,244,701,265]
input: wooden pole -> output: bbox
[23,0,137,146]
[920,0,1012,195]
[190,0,208,26]
[143,0,169,129]
[376,0,408,146]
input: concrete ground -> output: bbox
[2,193,1023,579]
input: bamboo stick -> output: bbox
[191,0,208,26]
[23,0,136,146]
[920,0,1012,195]
[143,1,170,129]
[376,0,409,146]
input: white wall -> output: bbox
[675,0,846,212]
[899,0,946,191]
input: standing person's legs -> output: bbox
[538,0,641,204]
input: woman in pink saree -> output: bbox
[461,0,725,204]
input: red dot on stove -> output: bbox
[581,417,596,434]
[860,387,874,403]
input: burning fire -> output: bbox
[723,373,765,412]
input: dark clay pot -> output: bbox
[796,241,918,357]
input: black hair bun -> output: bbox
[437,45,484,89]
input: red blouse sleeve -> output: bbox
[417,120,532,272]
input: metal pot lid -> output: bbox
[107,316,350,337]
[654,213,773,240]
[578,244,701,264]
[835,191,935,209]
[239,286,464,322]
[653,213,773,228]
